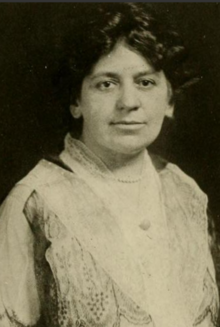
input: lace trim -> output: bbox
[63,133,150,183]
[193,308,218,327]
[24,191,152,327]
[113,284,152,325]
[159,162,211,323]
[64,134,114,176]
[193,270,219,326]
[20,157,217,327]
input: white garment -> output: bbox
[59,134,204,327]
[0,133,218,327]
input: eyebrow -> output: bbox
[89,69,158,81]
[133,70,158,78]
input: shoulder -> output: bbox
[0,159,75,218]
[16,159,72,189]
[150,153,206,200]
[150,153,208,238]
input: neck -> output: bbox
[80,137,146,180]
[104,150,146,180]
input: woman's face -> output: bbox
[72,42,173,158]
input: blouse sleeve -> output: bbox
[0,185,41,327]
[193,249,219,327]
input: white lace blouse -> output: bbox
[0,134,218,327]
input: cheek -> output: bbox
[82,106,107,135]
[147,107,167,124]
[82,96,115,125]
[80,101,100,124]
[145,95,169,120]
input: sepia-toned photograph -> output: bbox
[0,3,220,326]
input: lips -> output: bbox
[110,121,146,131]
[112,121,146,125]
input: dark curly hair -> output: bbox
[55,3,197,136]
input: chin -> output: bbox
[121,132,158,150]
[111,140,149,156]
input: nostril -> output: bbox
[117,103,140,111]
[117,96,141,111]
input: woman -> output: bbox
[0,3,218,327]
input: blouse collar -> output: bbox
[62,133,151,183]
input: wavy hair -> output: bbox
[55,3,198,136]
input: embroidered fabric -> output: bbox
[59,134,218,327]
[23,190,152,327]
[160,165,208,320]
[194,269,219,326]
[0,134,219,327]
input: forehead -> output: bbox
[89,42,155,76]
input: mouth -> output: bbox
[112,121,146,125]
[111,121,146,130]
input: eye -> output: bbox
[137,79,156,88]
[96,80,117,91]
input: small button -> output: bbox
[139,220,151,231]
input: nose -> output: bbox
[116,84,140,111]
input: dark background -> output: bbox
[0,3,220,228]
